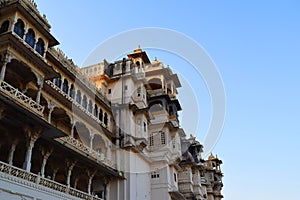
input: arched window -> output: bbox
[62,79,69,93]
[69,84,75,98]
[14,19,25,38]
[53,77,61,87]
[88,100,93,113]
[25,29,35,48]
[99,109,103,121]
[94,104,98,117]
[103,113,108,126]
[76,90,81,104]
[35,38,45,55]
[82,95,87,109]
[0,20,9,34]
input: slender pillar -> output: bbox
[52,168,59,181]
[0,54,11,81]
[23,127,41,171]
[87,170,97,195]
[89,133,95,151]
[7,140,18,165]
[60,77,65,90]
[70,118,76,138]
[66,160,77,187]
[40,146,53,177]
[48,101,55,122]
[36,76,44,104]
[74,177,79,189]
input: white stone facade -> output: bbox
[0,1,223,200]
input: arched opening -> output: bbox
[62,79,69,94]
[99,109,103,121]
[74,122,90,147]
[103,113,108,126]
[92,134,106,156]
[35,38,45,55]
[13,19,25,38]
[0,20,9,34]
[4,59,38,92]
[51,107,72,135]
[148,78,162,90]
[69,84,75,98]
[88,100,93,113]
[135,61,140,67]
[94,104,98,117]
[53,76,61,88]
[76,89,82,104]
[25,28,35,48]
[82,95,87,109]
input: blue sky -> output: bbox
[36,0,300,199]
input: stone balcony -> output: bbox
[0,80,44,116]
[46,80,111,131]
[0,161,102,200]
[56,136,116,169]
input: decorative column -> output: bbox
[66,160,77,187]
[89,133,95,151]
[0,53,11,80]
[52,168,59,181]
[70,118,76,138]
[60,77,65,91]
[87,169,97,195]
[47,101,55,122]
[7,139,19,165]
[40,146,53,177]
[73,177,79,189]
[36,75,44,104]
[23,127,42,171]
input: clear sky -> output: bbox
[36,0,300,199]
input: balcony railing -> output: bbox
[0,80,44,116]
[45,80,109,130]
[0,161,102,200]
[57,136,115,169]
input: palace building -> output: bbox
[0,1,223,200]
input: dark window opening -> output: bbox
[25,29,35,48]
[104,113,108,126]
[62,79,68,94]
[76,90,82,104]
[35,38,45,55]
[0,20,9,34]
[94,104,98,117]
[99,109,103,121]
[82,95,87,109]
[69,84,75,98]
[88,100,93,113]
[14,19,24,38]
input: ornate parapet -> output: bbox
[0,80,44,115]
[0,161,102,200]
[57,136,116,169]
